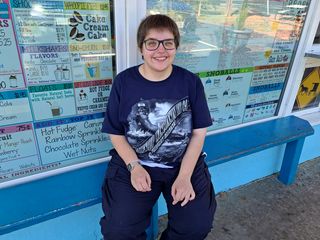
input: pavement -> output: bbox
[158,157,320,240]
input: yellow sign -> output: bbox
[296,67,320,109]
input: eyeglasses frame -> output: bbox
[143,38,176,51]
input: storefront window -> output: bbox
[293,66,320,111]
[0,0,115,183]
[147,0,311,130]
[293,19,320,112]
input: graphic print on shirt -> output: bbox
[127,97,192,165]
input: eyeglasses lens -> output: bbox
[144,39,175,51]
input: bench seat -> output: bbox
[149,115,314,240]
[203,115,314,184]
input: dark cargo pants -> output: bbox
[100,149,216,240]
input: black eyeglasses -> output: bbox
[143,38,176,51]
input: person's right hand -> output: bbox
[130,165,152,192]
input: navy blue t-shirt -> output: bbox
[102,65,212,167]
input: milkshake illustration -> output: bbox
[62,66,70,80]
[54,65,62,81]
[54,65,71,80]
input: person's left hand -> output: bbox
[171,175,195,207]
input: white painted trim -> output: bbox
[305,3,320,52]
[293,106,319,116]
[278,57,306,116]
[126,0,147,67]
[114,0,127,73]
[0,156,111,190]
[297,111,320,126]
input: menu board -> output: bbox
[0,1,24,90]
[198,68,253,129]
[0,0,113,183]
[148,0,310,130]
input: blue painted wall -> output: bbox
[1,124,319,239]
[0,204,103,240]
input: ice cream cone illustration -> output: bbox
[86,63,97,78]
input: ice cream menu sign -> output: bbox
[66,2,113,81]
[0,124,39,181]
[0,0,113,184]
[34,113,110,165]
[199,68,253,130]
[0,1,24,90]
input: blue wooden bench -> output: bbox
[148,115,314,240]
[0,116,314,239]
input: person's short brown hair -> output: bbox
[137,14,180,51]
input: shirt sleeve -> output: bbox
[101,76,125,135]
[191,75,212,129]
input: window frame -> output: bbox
[280,0,320,120]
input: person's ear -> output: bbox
[139,47,144,60]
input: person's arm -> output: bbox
[109,134,151,192]
[171,127,207,206]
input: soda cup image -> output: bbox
[9,75,17,88]
[54,65,62,81]
[62,66,70,80]
[47,101,63,117]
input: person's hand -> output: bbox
[130,164,152,192]
[171,175,195,207]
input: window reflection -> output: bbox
[147,0,310,129]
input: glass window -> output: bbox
[293,66,320,111]
[147,0,311,130]
[0,0,116,183]
[294,18,320,113]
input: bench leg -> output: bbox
[278,138,305,185]
[146,203,159,240]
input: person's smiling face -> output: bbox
[141,28,176,76]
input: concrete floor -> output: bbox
[158,157,320,240]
